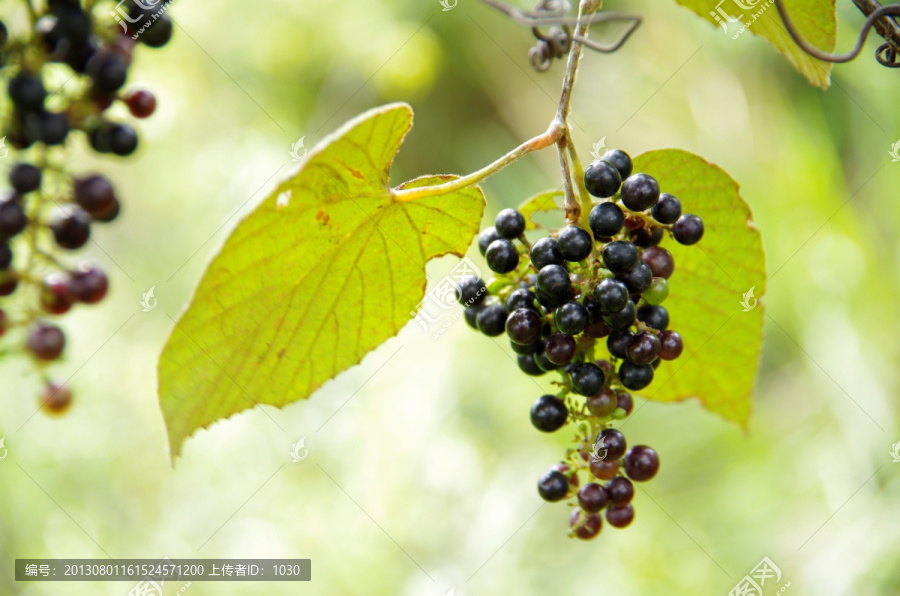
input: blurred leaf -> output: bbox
[158,103,485,458]
[518,189,564,231]
[633,149,766,427]
[674,0,836,88]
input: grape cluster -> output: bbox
[459,148,704,539]
[0,1,171,413]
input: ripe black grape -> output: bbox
[621,173,660,212]
[595,428,627,460]
[475,303,508,336]
[506,308,543,345]
[602,300,636,330]
[673,213,704,245]
[602,241,639,273]
[651,193,682,224]
[505,288,538,312]
[478,226,500,256]
[570,362,605,396]
[538,469,570,502]
[593,278,629,313]
[600,149,633,179]
[626,332,660,365]
[618,361,654,390]
[495,208,526,239]
[606,329,634,359]
[606,504,635,528]
[577,483,609,513]
[589,202,624,238]
[555,300,588,335]
[637,304,669,332]
[9,163,42,193]
[517,354,544,376]
[26,322,65,360]
[529,236,565,270]
[584,160,622,198]
[641,246,675,279]
[617,262,653,294]
[531,394,569,432]
[605,476,634,506]
[624,445,660,481]
[557,226,593,262]
[570,509,603,540]
[544,332,576,365]
[485,238,519,274]
[535,264,571,303]
[587,387,617,417]
[658,330,683,361]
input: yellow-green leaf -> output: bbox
[674,0,836,88]
[633,149,766,427]
[518,189,564,231]
[158,103,485,458]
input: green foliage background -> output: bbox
[1,0,899,594]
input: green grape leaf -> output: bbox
[158,103,485,458]
[518,189,564,231]
[674,0,836,88]
[632,149,766,427]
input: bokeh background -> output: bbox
[1,0,899,594]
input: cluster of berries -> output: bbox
[457,148,704,539]
[0,1,171,414]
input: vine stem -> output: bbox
[392,0,602,212]
[392,129,561,202]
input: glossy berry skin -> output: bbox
[605,476,634,506]
[455,276,487,307]
[607,329,634,359]
[531,394,569,432]
[73,175,116,215]
[0,242,11,269]
[464,305,482,329]
[517,354,544,376]
[530,237,565,270]
[589,202,625,238]
[544,332,576,365]
[10,163,42,193]
[506,288,538,312]
[9,73,46,111]
[618,262,653,294]
[534,351,562,372]
[606,504,635,528]
[626,332,661,365]
[555,301,588,335]
[536,265,571,304]
[619,361,654,390]
[593,278,629,313]
[506,308,543,345]
[478,226,500,256]
[570,362,605,396]
[658,330,684,360]
[557,226,593,262]
[109,123,138,156]
[125,89,156,118]
[67,265,108,304]
[27,322,66,360]
[583,159,622,198]
[625,445,660,481]
[590,457,620,481]
[651,193,682,224]
[600,149,633,179]
[476,304,508,336]
[637,304,669,332]
[615,390,634,415]
[570,509,603,540]
[620,173,660,212]
[641,246,675,279]
[673,214,705,245]
[0,200,28,238]
[494,208,526,239]
[602,300,636,330]
[41,383,72,415]
[538,469,570,502]
[587,387,618,417]
[485,239,519,274]
[602,241,639,273]
[51,208,91,249]
[578,483,609,513]
[595,428,627,460]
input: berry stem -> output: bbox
[391,128,561,202]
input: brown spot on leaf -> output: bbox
[277,348,286,359]
[316,209,331,225]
